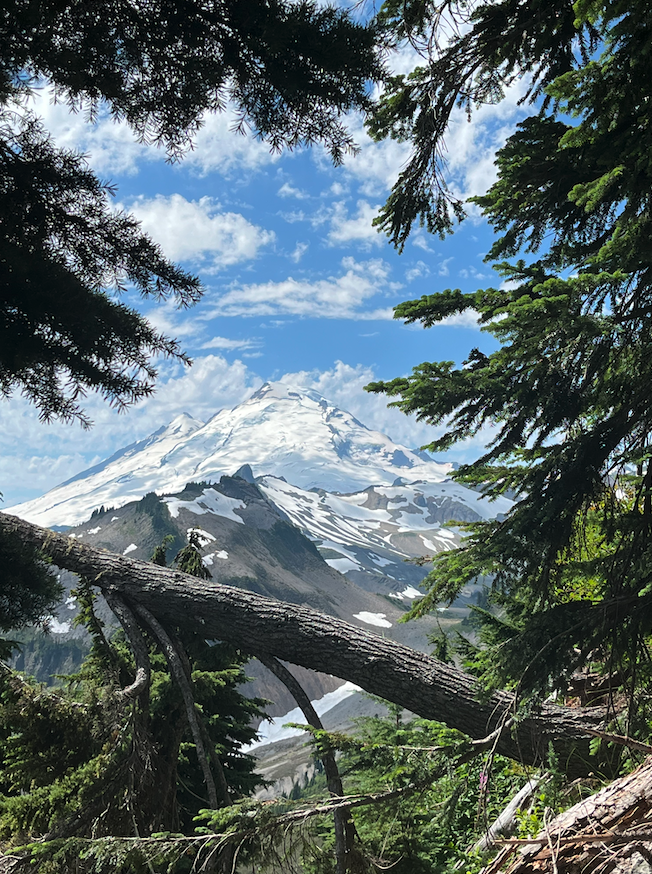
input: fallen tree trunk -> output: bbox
[0,511,604,777]
[484,756,652,874]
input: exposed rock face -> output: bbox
[53,479,442,710]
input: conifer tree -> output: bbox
[0,539,264,872]
[368,0,652,711]
[0,0,379,427]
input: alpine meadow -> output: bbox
[2,1,652,873]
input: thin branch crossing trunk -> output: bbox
[260,656,355,874]
[134,603,219,810]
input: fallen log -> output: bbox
[0,511,605,777]
[484,756,652,874]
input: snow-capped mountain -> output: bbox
[259,475,512,596]
[9,382,453,528]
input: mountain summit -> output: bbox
[9,383,452,528]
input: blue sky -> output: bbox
[1,66,530,507]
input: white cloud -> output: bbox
[201,337,262,351]
[405,261,430,282]
[412,234,434,253]
[206,257,395,319]
[327,200,384,248]
[185,111,281,176]
[30,87,151,175]
[278,182,309,199]
[439,257,453,276]
[444,78,531,203]
[340,114,411,196]
[290,242,309,263]
[315,76,530,223]
[279,361,444,450]
[459,266,487,280]
[126,194,275,270]
[0,452,103,505]
[31,86,281,178]
[441,310,481,328]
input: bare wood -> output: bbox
[584,728,652,755]
[486,755,652,874]
[104,591,151,700]
[473,778,541,852]
[0,511,605,776]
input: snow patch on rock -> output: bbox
[353,612,392,628]
[245,681,361,750]
[164,488,245,524]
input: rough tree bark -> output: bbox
[0,511,605,778]
[484,756,652,874]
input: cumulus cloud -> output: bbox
[0,452,104,505]
[439,257,454,276]
[206,257,396,319]
[412,234,435,253]
[405,260,430,282]
[278,182,309,199]
[321,77,530,217]
[440,78,532,204]
[31,86,281,178]
[340,114,411,196]
[126,194,275,270]
[327,200,384,248]
[187,111,281,176]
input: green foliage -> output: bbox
[174,530,213,580]
[0,109,200,426]
[151,533,175,567]
[137,493,183,554]
[0,565,265,871]
[297,712,543,874]
[0,526,62,659]
[369,0,598,249]
[368,0,652,717]
[2,0,380,162]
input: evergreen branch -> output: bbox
[0,659,89,711]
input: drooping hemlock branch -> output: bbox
[0,511,604,777]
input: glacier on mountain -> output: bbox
[8,382,454,528]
